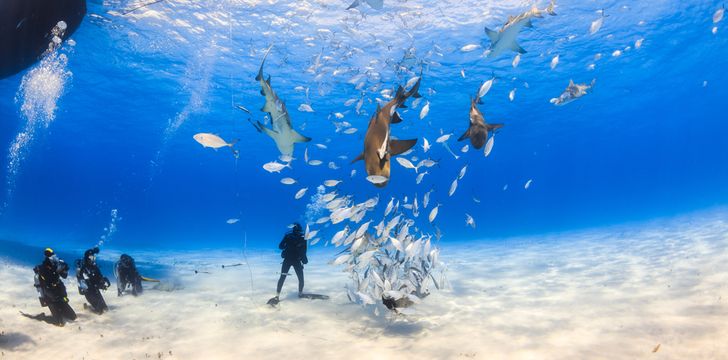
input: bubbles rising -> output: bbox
[5,21,72,205]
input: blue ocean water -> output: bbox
[0,0,726,253]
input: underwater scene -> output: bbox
[1,0,727,358]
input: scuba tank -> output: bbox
[33,266,48,307]
[75,259,88,295]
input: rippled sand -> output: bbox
[1,210,727,359]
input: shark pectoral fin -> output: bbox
[488,123,505,132]
[291,130,311,143]
[351,153,365,163]
[389,139,417,156]
[511,42,527,54]
[259,125,279,139]
[484,27,499,43]
[458,128,471,142]
[391,111,403,124]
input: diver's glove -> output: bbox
[302,256,308,265]
[103,277,111,289]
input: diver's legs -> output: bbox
[85,288,106,314]
[47,301,64,326]
[60,300,76,321]
[276,261,293,295]
[132,277,143,295]
[293,262,304,295]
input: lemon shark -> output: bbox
[483,1,556,59]
[249,47,311,156]
[352,78,421,188]
[458,94,503,149]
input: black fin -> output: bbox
[389,139,417,156]
[391,111,403,124]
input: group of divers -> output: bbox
[26,223,310,327]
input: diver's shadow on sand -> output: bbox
[382,320,425,336]
[0,331,36,350]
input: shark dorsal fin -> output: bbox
[569,79,575,87]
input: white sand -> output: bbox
[1,209,728,359]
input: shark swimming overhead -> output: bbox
[483,1,557,59]
[352,78,422,188]
[458,91,503,150]
[247,47,311,157]
[550,79,596,106]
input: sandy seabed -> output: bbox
[1,210,728,359]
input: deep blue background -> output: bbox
[0,0,726,252]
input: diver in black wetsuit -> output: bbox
[76,247,110,314]
[115,254,143,296]
[273,223,308,301]
[32,248,76,326]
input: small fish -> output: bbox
[308,160,323,166]
[315,143,328,150]
[550,55,559,70]
[343,128,358,134]
[473,196,481,203]
[281,177,297,185]
[524,179,533,189]
[405,76,420,89]
[420,101,430,120]
[435,133,451,143]
[226,218,240,224]
[304,147,309,163]
[484,136,495,157]
[279,154,295,163]
[193,133,238,152]
[366,175,388,185]
[460,44,481,52]
[350,169,357,178]
[509,88,516,102]
[395,157,418,172]
[236,105,251,114]
[458,165,468,180]
[324,180,342,187]
[590,16,603,35]
[295,188,308,199]
[333,254,350,266]
[465,214,476,228]
[512,54,521,68]
[449,178,458,196]
[635,38,644,49]
[423,190,432,208]
[428,204,440,223]
[612,50,622,57]
[298,104,315,112]
[422,137,431,153]
[461,144,470,153]
[417,159,437,168]
[503,184,508,191]
[416,171,428,184]
[460,69,466,78]
[384,198,394,217]
[478,78,494,98]
[328,162,339,170]
[263,161,291,173]
[714,6,725,23]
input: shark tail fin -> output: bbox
[255,45,273,82]
[484,27,498,43]
[389,139,417,156]
[590,78,596,87]
[291,130,311,143]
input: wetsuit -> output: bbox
[276,229,308,295]
[34,257,76,325]
[77,251,110,314]
[115,254,143,296]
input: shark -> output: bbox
[550,79,596,106]
[247,47,311,156]
[458,92,503,149]
[352,78,422,188]
[483,1,556,59]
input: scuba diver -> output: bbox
[270,223,308,305]
[31,248,77,326]
[76,247,110,314]
[114,254,143,296]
